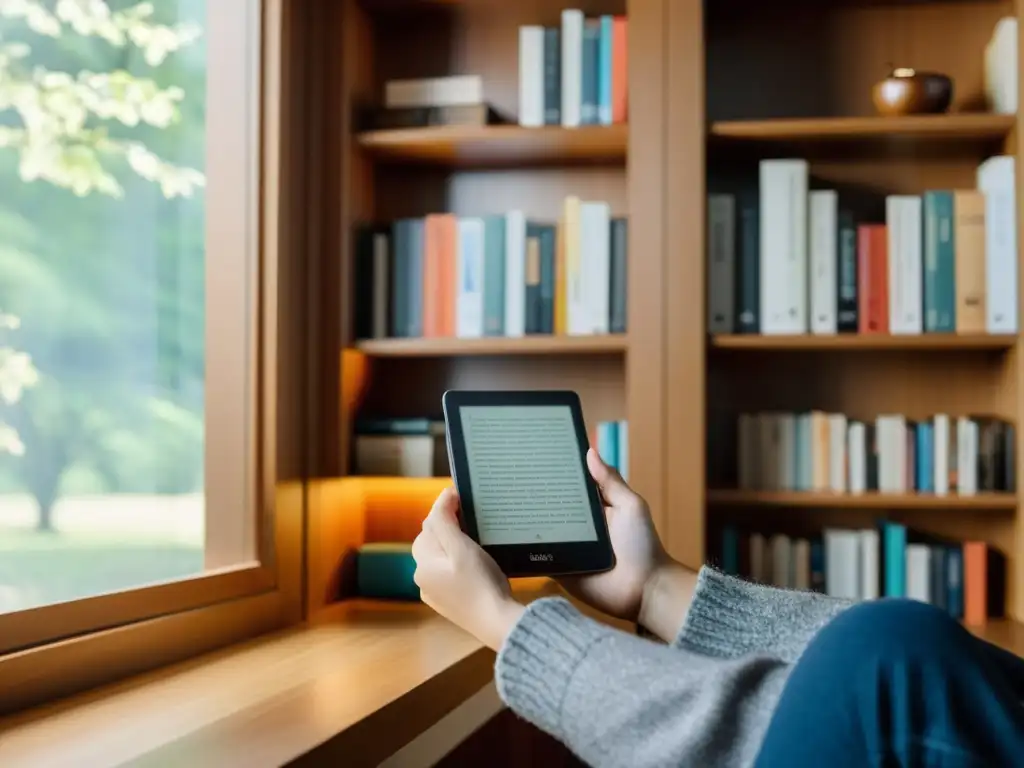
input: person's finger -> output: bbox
[586,448,633,506]
[412,529,443,562]
[423,486,464,551]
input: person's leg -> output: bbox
[754,599,1024,767]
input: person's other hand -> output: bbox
[412,487,524,651]
[559,450,672,622]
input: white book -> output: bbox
[737,413,757,490]
[809,190,838,334]
[957,418,978,495]
[456,218,485,338]
[770,534,792,588]
[933,414,950,496]
[560,10,583,127]
[886,195,923,334]
[385,75,483,109]
[707,194,736,333]
[877,414,907,492]
[824,529,860,599]
[371,232,389,339]
[985,18,1018,114]
[749,533,767,583]
[847,421,866,494]
[617,419,629,481]
[859,529,879,600]
[518,27,545,127]
[580,201,611,334]
[759,159,809,334]
[792,539,811,591]
[828,413,847,493]
[504,211,527,337]
[977,155,1018,333]
[906,544,932,603]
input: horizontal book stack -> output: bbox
[736,411,1016,495]
[354,418,448,478]
[365,75,500,131]
[716,524,1006,625]
[518,11,628,128]
[355,201,628,340]
[707,155,1017,336]
[593,419,629,481]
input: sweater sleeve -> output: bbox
[675,567,854,663]
[495,597,790,768]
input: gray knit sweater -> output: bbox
[495,567,852,767]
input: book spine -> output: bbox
[886,195,923,334]
[542,27,561,126]
[609,217,628,333]
[385,75,483,109]
[525,228,543,335]
[809,190,838,334]
[354,226,375,340]
[564,196,587,334]
[580,19,600,125]
[923,191,956,332]
[560,10,583,127]
[954,190,987,333]
[539,226,556,333]
[836,209,858,332]
[597,421,619,469]
[456,218,485,338]
[598,16,613,125]
[504,210,527,337]
[406,219,425,337]
[422,214,443,338]
[707,194,736,334]
[617,419,629,481]
[580,201,611,334]
[759,159,808,333]
[736,192,759,333]
[372,231,390,338]
[518,26,545,127]
[390,220,409,337]
[482,215,506,336]
[611,16,628,123]
[365,104,492,131]
[977,155,1017,333]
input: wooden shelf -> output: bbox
[709,334,1017,351]
[357,124,628,167]
[355,334,628,357]
[707,490,1018,510]
[710,113,1015,146]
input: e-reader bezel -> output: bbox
[442,389,615,578]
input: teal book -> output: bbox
[882,521,907,597]
[598,16,613,125]
[597,420,619,470]
[923,191,956,332]
[482,215,506,336]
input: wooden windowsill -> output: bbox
[0,579,560,768]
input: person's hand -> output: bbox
[559,450,673,623]
[412,487,524,651]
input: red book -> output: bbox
[611,17,628,124]
[422,215,443,338]
[857,224,888,334]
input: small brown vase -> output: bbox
[872,67,953,116]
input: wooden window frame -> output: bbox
[0,0,308,714]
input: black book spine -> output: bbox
[837,210,859,332]
[543,28,561,126]
[391,220,409,338]
[406,219,425,337]
[581,21,600,125]
[539,226,556,333]
[354,227,375,339]
[736,192,759,334]
[609,218,628,333]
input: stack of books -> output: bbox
[716,524,1005,625]
[518,10,628,127]
[355,200,628,341]
[364,75,499,131]
[353,418,448,478]
[736,411,1016,495]
[707,155,1017,336]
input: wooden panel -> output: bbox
[711,335,1016,351]
[708,490,1018,511]
[435,708,586,767]
[1012,0,1024,623]
[663,0,705,568]
[711,113,1015,144]
[706,0,1011,121]
[356,334,628,356]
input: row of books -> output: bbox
[707,155,1017,336]
[737,411,1016,495]
[518,12,628,128]
[354,203,629,341]
[593,419,629,481]
[715,525,1005,625]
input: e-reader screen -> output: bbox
[459,404,598,546]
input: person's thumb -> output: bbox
[424,486,465,551]
[587,448,633,506]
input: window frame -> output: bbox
[0,0,305,713]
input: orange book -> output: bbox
[554,216,567,334]
[611,17,628,123]
[810,411,830,491]
[422,214,443,337]
[953,190,987,334]
[963,541,987,626]
[436,213,458,337]
[857,224,888,334]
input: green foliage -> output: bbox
[0,0,208,529]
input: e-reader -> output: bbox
[441,390,615,577]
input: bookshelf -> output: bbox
[707,490,1019,512]
[355,334,628,357]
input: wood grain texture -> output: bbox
[356,334,628,356]
[707,490,1019,511]
[710,334,1017,351]
[711,113,1014,144]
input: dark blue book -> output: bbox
[581,20,600,125]
[735,190,759,334]
[543,28,561,125]
[837,209,858,332]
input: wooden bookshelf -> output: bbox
[356,335,628,357]
[707,490,1019,511]
[357,124,628,167]
[710,334,1016,351]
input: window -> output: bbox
[0,0,298,682]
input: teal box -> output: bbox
[356,543,420,601]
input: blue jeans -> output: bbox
[755,600,1024,767]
